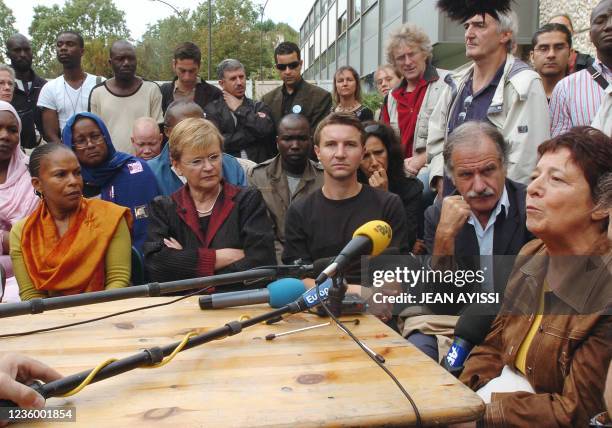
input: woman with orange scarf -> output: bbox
[10,144,132,300]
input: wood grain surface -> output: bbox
[1,297,484,427]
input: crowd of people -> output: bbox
[0,1,611,426]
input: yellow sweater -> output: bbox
[10,217,131,301]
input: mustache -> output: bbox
[465,188,495,198]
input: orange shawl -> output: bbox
[20,198,132,295]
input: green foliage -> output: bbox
[137,0,298,81]
[0,0,17,63]
[361,91,384,113]
[30,0,130,77]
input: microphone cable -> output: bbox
[315,279,423,428]
[0,285,214,339]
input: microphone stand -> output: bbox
[0,300,309,408]
[0,265,312,319]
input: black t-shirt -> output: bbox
[282,185,410,265]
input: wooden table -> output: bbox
[2,297,484,427]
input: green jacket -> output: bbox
[248,155,323,262]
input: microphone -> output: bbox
[199,278,306,309]
[442,304,497,377]
[315,220,393,284]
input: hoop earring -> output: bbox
[34,189,43,199]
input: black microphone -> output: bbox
[442,304,498,377]
[199,278,305,309]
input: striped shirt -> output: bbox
[549,60,612,137]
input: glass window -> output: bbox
[382,0,401,23]
[315,24,321,58]
[348,22,360,50]
[338,12,347,36]
[314,1,320,22]
[362,5,378,40]
[338,0,347,16]
[321,15,328,51]
[349,0,361,23]
[329,3,337,47]
[363,0,376,10]
[338,33,347,58]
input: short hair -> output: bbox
[274,41,300,62]
[169,117,223,162]
[277,113,310,135]
[164,100,204,127]
[313,112,365,146]
[174,42,201,65]
[358,121,405,185]
[28,143,73,178]
[332,66,362,104]
[496,10,519,53]
[217,58,245,80]
[385,23,433,65]
[443,121,508,175]
[595,173,612,210]
[132,117,160,136]
[0,64,15,82]
[537,127,612,202]
[550,13,574,32]
[531,23,573,49]
[57,31,84,48]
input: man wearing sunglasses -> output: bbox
[248,114,323,262]
[262,42,332,135]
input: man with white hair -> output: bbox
[131,116,163,160]
[426,9,550,196]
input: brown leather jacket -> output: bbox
[460,239,612,427]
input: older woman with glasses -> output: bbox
[454,127,612,428]
[143,118,275,287]
[62,112,159,251]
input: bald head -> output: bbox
[278,113,310,135]
[109,40,137,81]
[590,0,612,55]
[164,101,205,135]
[5,33,32,73]
[131,117,162,160]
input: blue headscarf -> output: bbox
[62,112,136,187]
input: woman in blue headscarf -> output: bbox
[62,112,159,252]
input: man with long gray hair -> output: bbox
[204,59,275,163]
[426,9,550,196]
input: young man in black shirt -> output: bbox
[283,113,411,266]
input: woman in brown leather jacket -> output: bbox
[453,127,612,428]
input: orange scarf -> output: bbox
[20,198,132,295]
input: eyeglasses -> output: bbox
[181,153,222,169]
[275,61,301,71]
[72,133,105,149]
[590,412,612,427]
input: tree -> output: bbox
[136,0,298,81]
[0,0,17,63]
[29,0,130,77]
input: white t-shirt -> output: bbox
[37,73,100,132]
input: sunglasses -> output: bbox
[276,61,301,71]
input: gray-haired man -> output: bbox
[204,59,276,163]
[403,121,533,362]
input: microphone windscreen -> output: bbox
[454,303,498,346]
[352,220,392,256]
[267,278,307,308]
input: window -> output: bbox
[363,0,376,10]
[321,15,328,51]
[338,12,347,36]
[329,3,337,46]
[349,0,361,23]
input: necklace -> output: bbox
[63,75,86,118]
[335,102,361,113]
[195,185,222,217]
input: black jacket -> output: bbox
[143,182,276,289]
[422,179,535,314]
[11,71,47,149]
[204,97,276,163]
[160,78,222,114]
